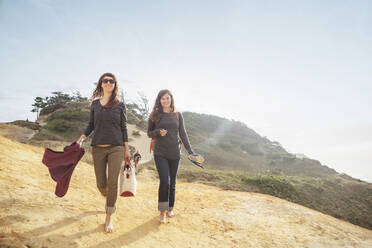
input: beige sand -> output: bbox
[0,136,371,248]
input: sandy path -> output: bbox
[126,124,152,164]
[0,136,371,248]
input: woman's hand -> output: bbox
[77,134,86,144]
[159,129,167,136]
[125,151,131,163]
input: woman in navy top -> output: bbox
[148,89,194,223]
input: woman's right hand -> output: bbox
[159,129,167,136]
[77,134,86,144]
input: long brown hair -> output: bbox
[90,72,120,109]
[150,89,177,123]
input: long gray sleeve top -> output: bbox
[84,99,128,146]
[148,112,193,160]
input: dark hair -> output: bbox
[90,72,120,109]
[149,89,177,123]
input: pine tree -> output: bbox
[31,97,46,120]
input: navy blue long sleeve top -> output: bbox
[148,112,193,160]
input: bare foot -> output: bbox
[105,214,114,233]
[167,210,175,218]
[159,211,166,224]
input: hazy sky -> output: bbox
[1,0,371,182]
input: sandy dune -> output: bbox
[0,136,371,248]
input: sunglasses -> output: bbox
[102,78,115,84]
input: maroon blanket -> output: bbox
[42,142,85,197]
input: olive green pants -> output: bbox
[92,146,124,214]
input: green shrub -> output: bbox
[44,119,71,133]
[127,111,141,125]
[132,130,141,136]
[48,109,90,122]
[241,175,298,200]
[31,129,61,141]
[10,120,40,130]
[136,119,147,130]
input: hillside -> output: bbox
[0,123,38,143]
[183,111,337,177]
[1,136,372,248]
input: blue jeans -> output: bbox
[154,155,180,212]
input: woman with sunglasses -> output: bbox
[77,72,130,233]
[148,89,194,224]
